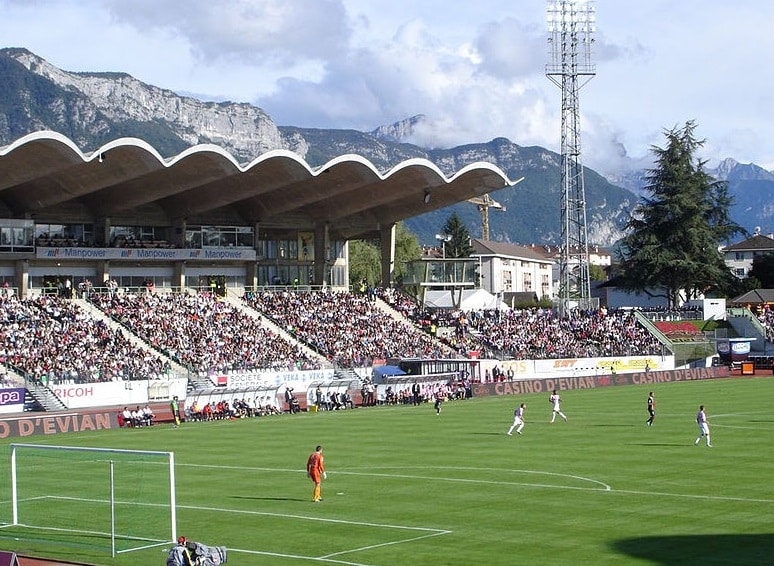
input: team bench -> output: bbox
[116,403,181,427]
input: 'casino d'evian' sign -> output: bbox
[0,410,115,439]
[472,366,730,397]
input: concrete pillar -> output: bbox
[380,223,396,288]
[94,217,110,247]
[15,260,29,298]
[314,224,328,287]
[173,262,186,291]
[97,261,109,288]
[172,218,187,248]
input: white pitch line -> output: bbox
[216,547,376,566]
[320,530,451,560]
[1,496,449,565]
[179,503,448,533]
[340,471,774,504]
[711,412,769,418]
[699,412,774,431]
[330,470,611,493]
[608,488,774,504]
[182,462,612,491]
[712,423,774,430]
[177,504,451,565]
[338,466,612,491]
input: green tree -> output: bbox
[748,253,774,288]
[348,222,422,287]
[393,222,422,282]
[348,239,380,288]
[440,212,474,258]
[617,121,742,307]
[589,264,607,282]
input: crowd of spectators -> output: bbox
[0,286,669,390]
[376,288,664,359]
[243,289,458,368]
[756,307,774,342]
[0,295,171,384]
[109,235,175,249]
[637,305,704,322]
[87,290,323,375]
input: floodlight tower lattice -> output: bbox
[546,0,596,314]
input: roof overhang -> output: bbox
[0,131,519,240]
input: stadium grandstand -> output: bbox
[0,131,752,424]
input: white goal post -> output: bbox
[9,443,177,557]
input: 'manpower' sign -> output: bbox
[37,246,256,261]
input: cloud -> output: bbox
[103,0,351,65]
[260,13,558,152]
[4,0,774,175]
[475,17,545,79]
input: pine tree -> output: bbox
[748,253,774,288]
[441,213,474,258]
[617,121,742,307]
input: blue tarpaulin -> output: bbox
[372,365,406,382]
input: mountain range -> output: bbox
[2,47,773,247]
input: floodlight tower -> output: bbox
[546,0,596,314]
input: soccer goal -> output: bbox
[5,443,176,557]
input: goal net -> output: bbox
[3,443,176,557]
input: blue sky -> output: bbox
[2,0,772,174]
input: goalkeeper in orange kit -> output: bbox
[307,445,327,502]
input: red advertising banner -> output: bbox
[0,410,116,439]
[472,367,730,397]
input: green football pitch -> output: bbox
[0,376,772,565]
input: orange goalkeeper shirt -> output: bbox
[307,452,325,481]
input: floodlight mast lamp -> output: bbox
[546,0,596,314]
[435,233,452,260]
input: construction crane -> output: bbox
[467,194,504,241]
[468,177,525,241]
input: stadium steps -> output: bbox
[371,295,411,324]
[25,381,68,412]
[187,372,217,390]
[333,367,361,381]
[726,308,769,352]
[221,293,333,369]
[371,295,454,354]
[72,297,192,378]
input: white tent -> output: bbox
[424,288,509,310]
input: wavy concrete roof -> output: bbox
[0,131,516,240]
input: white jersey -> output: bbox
[550,394,561,411]
[696,410,709,434]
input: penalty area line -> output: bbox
[318,529,451,560]
[182,505,452,565]
[180,503,448,533]
[224,546,375,565]
[222,528,452,565]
